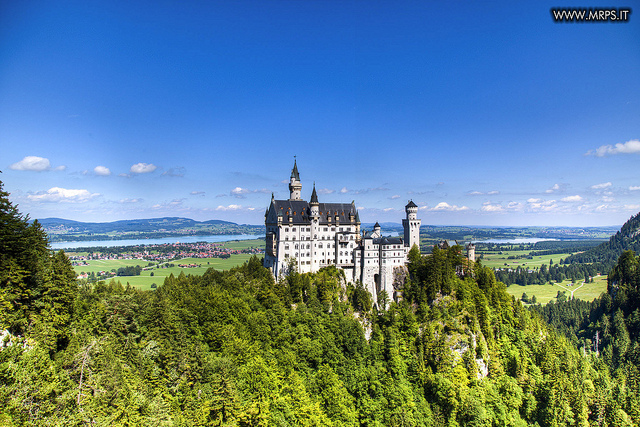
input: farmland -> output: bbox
[69,239,263,291]
[504,275,607,305]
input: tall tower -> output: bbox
[310,183,319,267]
[403,200,421,250]
[289,159,302,201]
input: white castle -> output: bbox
[264,160,421,302]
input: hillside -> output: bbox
[564,212,640,270]
[3,180,639,425]
[36,216,265,242]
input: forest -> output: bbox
[1,180,639,426]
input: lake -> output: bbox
[50,234,264,250]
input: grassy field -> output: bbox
[478,250,575,269]
[75,254,255,291]
[71,239,264,291]
[504,275,607,305]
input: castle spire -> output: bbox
[291,156,300,180]
[288,157,302,201]
[310,182,318,204]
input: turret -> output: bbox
[403,200,421,250]
[289,159,302,201]
[310,183,319,217]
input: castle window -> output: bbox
[295,244,299,249]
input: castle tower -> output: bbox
[403,200,421,250]
[466,243,476,262]
[289,159,302,201]
[310,183,319,267]
[310,183,319,217]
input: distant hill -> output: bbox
[34,217,265,242]
[564,212,640,269]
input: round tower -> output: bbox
[403,200,421,250]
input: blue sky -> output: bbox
[1,1,639,226]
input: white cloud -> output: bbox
[152,199,185,210]
[54,165,67,171]
[119,198,142,204]
[591,182,612,190]
[629,186,640,191]
[383,208,395,212]
[28,187,100,203]
[561,195,583,202]
[215,204,243,211]
[10,156,51,171]
[527,198,558,212]
[468,191,483,196]
[545,183,561,193]
[430,202,469,211]
[481,203,504,212]
[230,187,269,198]
[190,191,205,196]
[389,195,400,200]
[94,166,111,176]
[231,187,250,197]
[624,204,640,211]
[130,162,157,174]
[318,188,335,195]
[487,190,499,195]
[586,139,640,157]
[340,187,349,194]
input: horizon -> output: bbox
[2,1,639,227]
[33,215,626,230]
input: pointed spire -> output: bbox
[291,157,300,180]
[271,192,275,201]
[310,182,318,204]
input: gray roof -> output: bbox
[373,236,404,245]
[268,200,358,225]
[406,200,418,208]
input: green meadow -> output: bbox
[504,275,607,305]
[74,254,255,291]
[478,250,576,269]
[71,239,263,291]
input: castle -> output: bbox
[264,160,421,303]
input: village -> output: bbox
[69,241,264,281]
